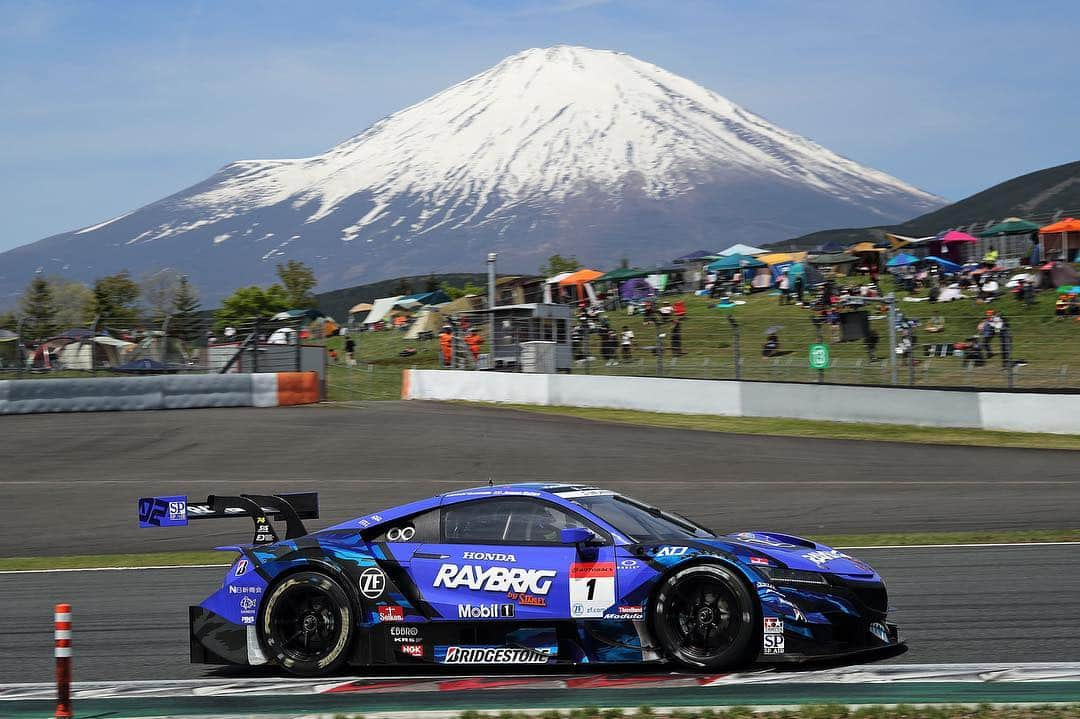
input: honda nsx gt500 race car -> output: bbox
[138,484,901,675]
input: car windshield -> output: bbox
[567,493,714,542]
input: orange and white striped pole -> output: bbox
[54,603,72,719]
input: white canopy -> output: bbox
[719,243,766,256]
[363,295,404,325]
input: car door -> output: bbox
[408,496,617,621]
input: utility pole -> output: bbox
[886,293,898,386]
[487,252,497,370]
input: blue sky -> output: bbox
[1,0,1077,252]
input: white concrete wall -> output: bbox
[403,370,1080,435]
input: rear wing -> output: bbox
[137,493,319,545]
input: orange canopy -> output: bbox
[558,269,603,286]
[1040,218,1080,234]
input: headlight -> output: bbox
[759,567,829,587]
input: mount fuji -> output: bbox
[1,45,944,304]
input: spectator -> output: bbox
[438,325,453,366]
[602,328,618,366]
[670,316,683,355]
[465,328,483,360]
[345,337,356,366]
[778,270,790,305]
[620,325,634,362]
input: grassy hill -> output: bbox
[771,160,1080,251]
[320,275,1080,400]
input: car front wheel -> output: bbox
[260,571,354,675]
[651,563,757,669]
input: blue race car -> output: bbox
[138,484,901,675]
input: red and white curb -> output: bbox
[2,663,1080,702]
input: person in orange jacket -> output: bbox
[465,328,484,359]
[438,325,453,366]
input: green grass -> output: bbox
[0,550,226,571]
[3,529,1077,571]
[313,275,1080,394]
[483,403,1080,450]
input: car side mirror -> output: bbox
[560,527,595,546]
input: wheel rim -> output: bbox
[268,584,342,663]
[661,574,741,660]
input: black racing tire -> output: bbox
[259,571,355,676]
[651,563,758,670]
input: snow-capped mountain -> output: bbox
[1,45,944,304]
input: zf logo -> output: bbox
[138,498,168,526]
[359,567,387,599]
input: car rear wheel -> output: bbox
[260,571,354,675]
[651,563,757,669]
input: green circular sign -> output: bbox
[809,343,830,369]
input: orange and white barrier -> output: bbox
[54,603,71,718]
[0,371,321,415]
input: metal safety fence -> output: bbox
[0,314,323,378]
[353,293,1080,392]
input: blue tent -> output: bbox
[923,256,962,273]
[673,249,713,262]
[886,253,918,267]
[707,253,766,271]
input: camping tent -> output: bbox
[807,252,858,275]
[619,278,652,301]
[555,269,603,304]
[980,217,1040,236]
[404,295,485,340]
[707,254,766,272]
[57,336,134,369]
[1039,218,1080,262]
[886,253,919,267]
[595,267,651,282]
[672,250,713,263]
[0,330,17,368]
[718,243,766,256]
[922,256,963,273]
[363,295,404,325]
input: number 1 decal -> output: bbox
[569,562,614,618]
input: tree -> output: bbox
[423,274,439,292]
[392,277,414,296]
[275,260,317,308]
[89,270,141,327]
[140,269,182,321]
[20,276,57,340]
[172,275,202,343]
[539,254,582,277]
[214,284,290,330]
[0,310,17,332]
[51,279,94,328]
[439,281,486,300]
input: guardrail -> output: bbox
[0,371,320,415]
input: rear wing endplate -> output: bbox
[137,493,319,545]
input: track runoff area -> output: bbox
[1,405,1079,716]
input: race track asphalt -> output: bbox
[2,402,1078,557]
[2,544,1078,683]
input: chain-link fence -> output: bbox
[0,314,323,378]
[342,290,1080,392]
